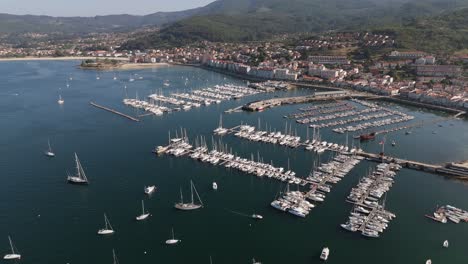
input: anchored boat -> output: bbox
[175,180,203,210]
[3,236,20,260]
[67,153,89,185]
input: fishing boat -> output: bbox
[112,249,119,264]
[165,228,180,245]
[359,132,376,141]
[144,185,156,195]
[426,259,432,264]
[136,200,150,221]
[443,240,449,248]
[97,213,114,235]
[174,180,203,210]
[58,94,64,105]
[3,236,21,260]
[67,153,89,185]
[212,182,218,190]
[320,247,329,261]
[251,214,263,220]
[44,139,55,157]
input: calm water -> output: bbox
[0,60,467,264]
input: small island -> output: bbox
[80,58,122,69]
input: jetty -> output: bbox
[215,122,468,180]
[90,101,140,122]
[242,91,373,111]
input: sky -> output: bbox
[1,0,215,17]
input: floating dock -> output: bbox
[90,101,140,122]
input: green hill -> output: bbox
[373,8,468,54]
[121,0,468,49]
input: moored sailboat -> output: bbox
[67,153,89,184]
[3,236,21,260]
[58,94,64,105]
[136,200,150,221]
[174,180,203,210]
[98,213,115,235]
[165,228,180,245]
[44,139,55,157]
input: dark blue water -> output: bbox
[0,60,467,264]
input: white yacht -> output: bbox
[443,240,449,248]
[58,94,64,105]
[3,236,21,260]
[175,180,203,210]
[144,185,156,195]
[251,214,263,220]
[320,247,329,261]
[136,200,150,221]
[212,182,218,190]
[67,153,89,185]
[97,213,114,235]
[44,139,55,157]
[425,260,432,264]
[165,228,180,245]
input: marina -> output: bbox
[341,163,399,238]
[426,205,468,224]
[1,61,468,264]
[123,84,263,116]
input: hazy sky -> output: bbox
[2,0,215,16]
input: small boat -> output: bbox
[144,185,156,195]
[320,247,329,261]
[251,214,263,220]
[405,131,412,135]
[252,258,262,264]
[136,200,150,221]
[212,182,218,190]
[391,140,396,146]
[96,75,100,80]
[3,236,21,260]
[97,213,114,235]
[175,180,203,210]
[443,240,449,248]
[426,259,432,264]
[67,153,89,185]
[44,139,55,157]
[165,228,180,245]
[58,94,64,105]
[359,132,376,141]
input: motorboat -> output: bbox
[320,247,329,261]
[144,185,156,195]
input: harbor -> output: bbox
[2,61,468,264]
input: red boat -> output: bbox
[359,132,376,141]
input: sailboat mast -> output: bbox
[190,181,194,204]
[8,236,15,254]
[180,187,184,203]
[74,153,81,178]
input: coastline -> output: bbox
[118,63,170,70]
[0,56,130,62]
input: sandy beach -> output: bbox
[0,56,129,62]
